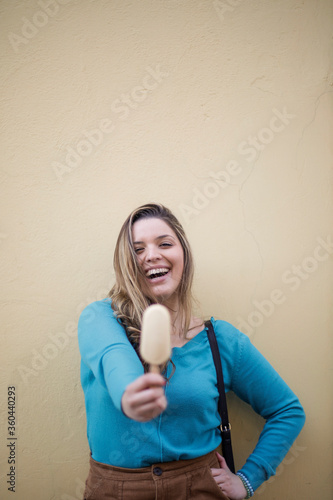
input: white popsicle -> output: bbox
[140,304,171,374]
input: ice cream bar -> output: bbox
[140,304,171,373]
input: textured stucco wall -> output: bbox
[1,0,332,499]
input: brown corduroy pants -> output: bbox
[83,447,230,500]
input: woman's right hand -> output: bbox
[121,373,167,422]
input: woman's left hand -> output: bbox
[210,452,247,500]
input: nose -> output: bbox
[145,245,161,262]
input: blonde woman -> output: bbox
[78,203,305,500]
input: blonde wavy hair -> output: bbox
[108,203,196,371]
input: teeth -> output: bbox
[146,268,169,277]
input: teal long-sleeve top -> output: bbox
[78,299,305,492]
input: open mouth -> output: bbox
[146,268,170,280]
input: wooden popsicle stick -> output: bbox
[149,364,160,374]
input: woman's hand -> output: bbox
[211,453,247,500]
[121,373,167,422]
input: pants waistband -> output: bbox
[89,447,220,481]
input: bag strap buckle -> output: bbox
[220,423,232,432]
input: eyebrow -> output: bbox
[133,234,176,245]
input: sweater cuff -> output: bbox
[236,472,254,498]
[237,455,276,492]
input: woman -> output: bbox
[78,203,306,499]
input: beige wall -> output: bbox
[1,0,332,498]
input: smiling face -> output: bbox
[132,217,184,307]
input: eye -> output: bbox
[160,242,172,248]
[134,247,144,254]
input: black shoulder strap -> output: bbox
[205,320,235,473]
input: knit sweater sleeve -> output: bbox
[78,299,144,411]
[214,320,306,492]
